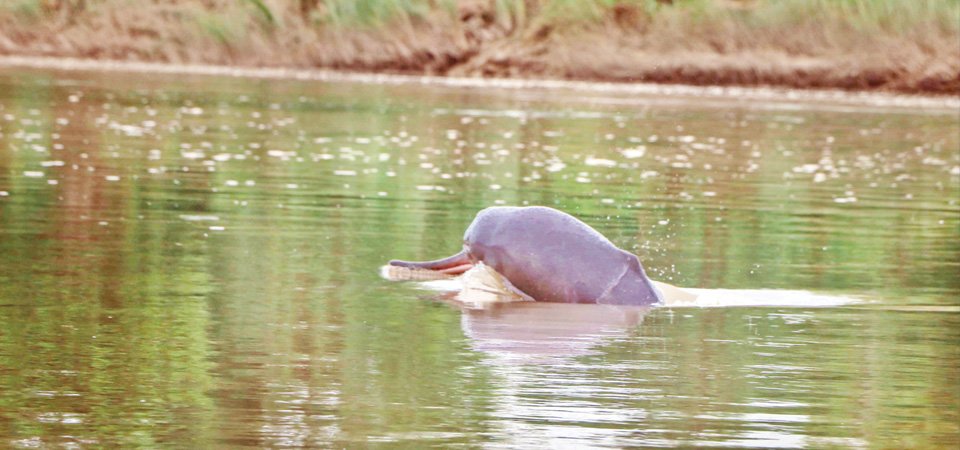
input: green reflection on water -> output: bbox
[0,69,957,448]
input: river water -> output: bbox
[0,67,957,448]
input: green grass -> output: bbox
[741,0,960,33]
[524,0,959,31]
[194,12,243,47]
[8,0,956,34]
[321,0,457,27]
[0,0,42,20]
[243,0,276,26]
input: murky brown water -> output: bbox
[0,67,957,448]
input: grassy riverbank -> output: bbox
[1,0,957,94]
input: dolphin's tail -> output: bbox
[389,249,473,275]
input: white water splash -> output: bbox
[671,288,860,308]
[384,265,861,309]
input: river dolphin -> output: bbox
[389,206,664,306]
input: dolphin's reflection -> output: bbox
[456,301,650,361]
[384,263,652,362]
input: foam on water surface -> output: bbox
[383,265,864,309]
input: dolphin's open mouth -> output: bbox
[388,248,474,275]
[381,262,532,308]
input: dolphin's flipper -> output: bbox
[389,249,473,275]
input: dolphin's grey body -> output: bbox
[389,206,663,306]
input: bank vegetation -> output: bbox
[1,0,957,94]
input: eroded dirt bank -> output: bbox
[1,1,957,95]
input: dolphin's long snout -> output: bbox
[389,249,473,274]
